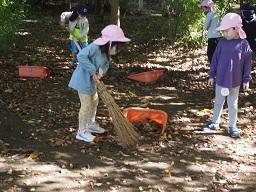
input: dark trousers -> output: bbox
[207,38,220,63]
[247,37,256,53]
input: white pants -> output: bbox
[212,85,240,128]
[78,92,99,130]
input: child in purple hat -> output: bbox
[202,13,252,138]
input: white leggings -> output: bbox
[78,92,99,130]
[212,84,240,128]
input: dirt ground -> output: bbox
[0,8,256,192]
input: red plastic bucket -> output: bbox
[18,65,51,78]
[127,69,165,83]
[123,107,168,135]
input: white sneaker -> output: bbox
[87,122,106,134]
[76,129,95,142]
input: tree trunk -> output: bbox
[99,0,105,17]
[138,0,143,11]
[110,0,120,26]
[240,0,243,7]
[69,0,72,9]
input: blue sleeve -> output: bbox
[100,61,109,73]
[204,12,212,30]
[242,41,252,83]
[77,44,97,75]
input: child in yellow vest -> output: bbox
[60,4,89,67]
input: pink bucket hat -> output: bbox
[199,0,214,8]
[216,13,246,39]
[93,25,131,45]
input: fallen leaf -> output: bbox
[7,169,13,175]
[242,128,250,137]
[163,169,171,177]
[93,136,103,143]
[27,151,39,160]
[4,89,13,93]
[119,151,130,157]
[160,132,167,141]
[3,189,16,192]
[99,155,113,161]
[201,108,211,113]
[141,102,150,107]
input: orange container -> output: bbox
[123,107,168,135]
[127,69,165,83]
[18,65,51,78]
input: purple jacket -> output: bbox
[209,38,252,88]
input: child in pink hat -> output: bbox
[202,13,252,138]
[68,25,130,143]
[199,0,221,63]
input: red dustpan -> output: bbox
[123,107,168,135]
[127,69,165,83]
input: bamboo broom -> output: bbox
[97,81,140,147]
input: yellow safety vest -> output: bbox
[69,26,88,43]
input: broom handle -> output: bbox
[73,39,82,52]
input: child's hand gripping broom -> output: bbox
[97,81,140,147]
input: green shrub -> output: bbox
[0,0,25,55]
[214,0,233,17]
[160,0,205,44]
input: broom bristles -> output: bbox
[97,81,140,147]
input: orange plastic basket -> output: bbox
[127,69,165,83]
[18,65,51,78]
[123,107,168,135]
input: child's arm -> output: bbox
[203,12,212,30]
[208,78,214,86]
[68,22,80,39]
[60,12,80,40]
[207,40,221,86]
[99,60,109,75]
[78,18,89,40]
[60,12,71,31]
[77,45,97,74]
[242,41,252,90]
[208,41,220,79]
